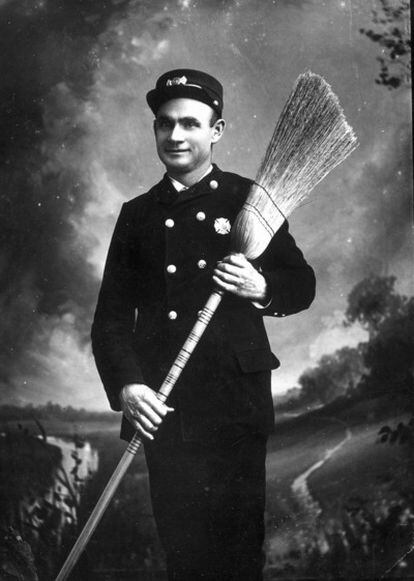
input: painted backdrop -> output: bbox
[0,2,412,579]
[1,0,411,409]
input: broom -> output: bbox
[56,71,357,580]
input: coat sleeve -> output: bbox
[255,220,316,317]
[91,202,144,411]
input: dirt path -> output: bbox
[291,426,352,522]
[265,417,352,568]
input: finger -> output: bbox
[213,268,241,285]
[144,393,175,417]
[136,400,165,426]
[212,275,239,294]
[124,413,155,440]
[215,262,244,277]
[135,415,163,442]
[135,424,155,440]
[220,253,248,267]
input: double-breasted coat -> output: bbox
[91,164,315,443]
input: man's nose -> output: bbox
[169,124,184,141]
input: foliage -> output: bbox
[279,346,366,410]
[265,405,414,579]
[299,346,365,405]
[281,274,413,411]
[0,425,61,525]
[74,433,164,575]
[273,387,301,410]
[346,276,414,400]
[24,440,87,580]
[378,417,414,446]
[344,275,404,337]
[303,495,414,578]
[364,296,414,396]
[360,0,411,89]
[0,423,88,580]
[0,527,38,581]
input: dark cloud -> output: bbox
[0,0,140,399]
[352,125,412,278]
[313,123,412,291]
[359,123,412,275]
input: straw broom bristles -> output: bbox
[231,71,358,260]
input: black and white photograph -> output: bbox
[0,1,412,580]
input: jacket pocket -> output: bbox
[235,349,280,373]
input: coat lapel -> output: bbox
[155,165,222,207]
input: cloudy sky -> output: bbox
[0,0,411,409]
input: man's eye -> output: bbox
[183,120,198,128]
[156,119,171,129]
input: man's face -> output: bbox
[153,98,224,175]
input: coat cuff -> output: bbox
[251,270,272,309]
[256,267,315,317]
[252,297,272,309]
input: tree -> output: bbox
[345,275,413,399]
[344,275,405,338]
[363,296,414,396]
[360,0,411,90]
[287,275,412,410]
[298,346,365,406]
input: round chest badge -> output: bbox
[214,217,231,235]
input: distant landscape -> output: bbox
[0,402,119,438]
[1,273,413,579]
[1,391,413,580]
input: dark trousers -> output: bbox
[144,422,267,581]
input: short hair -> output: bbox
[210,110,219,127]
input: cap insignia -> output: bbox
[166,76,188,87]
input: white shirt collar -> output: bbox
[169,165,214,192]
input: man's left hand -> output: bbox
[213,253,268,303]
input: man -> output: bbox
[91,69,315,580]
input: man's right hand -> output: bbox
[120,383,174,440]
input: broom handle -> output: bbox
[157,289,224,400]
[55,288,224,581]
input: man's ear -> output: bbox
[211,118,226,144]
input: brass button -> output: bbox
[196,211,206,221]
[197,259,207,269]
[166,264,177,274]
[165,218,174,228]
[168,310,177,320]
[209,180,218,190]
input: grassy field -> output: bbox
[263,399,414,579]
[309,418,412,511]
[266,415,346,526]
[265,415,348,575]
[2,399,413,579]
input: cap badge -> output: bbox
[166,76,188,87]
[214,217,231,235]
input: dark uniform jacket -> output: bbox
[91,165,315,443]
